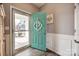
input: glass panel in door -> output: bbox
[12,9,30,55]
[14,13,29,49]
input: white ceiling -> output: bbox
[32,3,45,8]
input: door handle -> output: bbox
[74,40,79,43]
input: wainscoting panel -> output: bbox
[46,33,74,56]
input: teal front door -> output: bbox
[30,12,46,51]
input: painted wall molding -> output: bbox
[46,33,74,56]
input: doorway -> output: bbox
[12,8,30,55]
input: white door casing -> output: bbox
[74,4,79,56]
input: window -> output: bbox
[14,13,29,49]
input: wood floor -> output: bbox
[16,47,58,56]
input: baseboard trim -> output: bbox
[46,48,60,56]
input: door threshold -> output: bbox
[13,45,30,56]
